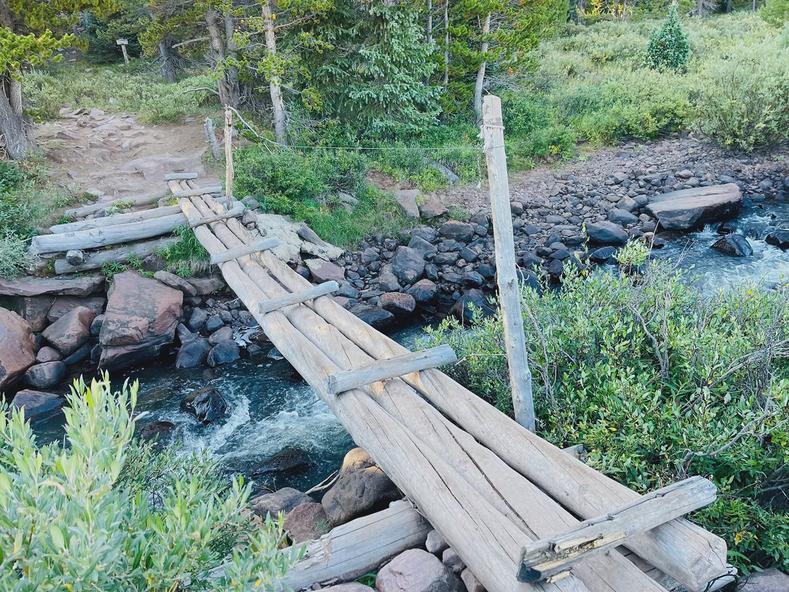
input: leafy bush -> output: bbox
[0,374,298,590]
[646,5,691,72]
[0,232,32,278]
[761,0,789,27]
[158,225,210,277]
[423,260,788,572]
[693,42,789,151]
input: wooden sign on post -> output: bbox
[116,38,129,65]
[481,94,536,431]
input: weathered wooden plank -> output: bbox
[53,237,179,274]
[164,172,198,181]
[63,193,167,219]
[482,95,535,431]
[185,193,666,592]
[258,281,339,315]
[189,204,244,228]
[173,184,223,197]
[50,205,183,234]
[30,213,186,255]
[326,345,457,395]
[253,244,729,592]
[209,237,280,265]
[518,477,718,583]
[283,501,430,590]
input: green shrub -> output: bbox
[423,261,788,572]
[0,232,32,278]
[0,161,24,193]
[761,0,789,27]
[693,42,789,151]
[646,5,691,72]
[0,374,298,590]
[158,225,210,277]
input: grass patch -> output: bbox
[158,226,210,277]
[24,61,221,124]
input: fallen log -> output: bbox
[164,172,198,181]
[283,501,430,590]
[63,193,168,219]
[53,236,179,274]
[50,205,183,234]
[30,213,186,255]
[173,184,223,198]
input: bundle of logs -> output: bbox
[29,173,232,274]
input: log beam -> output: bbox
[518,477,718,583]
[209,237,280,265]
[164,172,199,181]
[326,345,457,395]
[173,184,223,197]
[189,204,244,227]
[53,236,179,274]
[258,281,339,315]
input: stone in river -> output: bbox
[712,234,752,257]
[253,446,311,478]
[10,389,62,419]
[376,549,462,592]
[42,305,96,356]
[180,385,227,424]
[585,221,628,246]
[208,325,233,345]
[250,487,312,518]
[175,337,211,369]
[765,229,789,251]
[645,184,742,230]
[24,361,67,389]
[206,339,240,367]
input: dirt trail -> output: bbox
[35,108,218,203]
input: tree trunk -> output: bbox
[426,0,433,43]
[262,0,288,145]
[473,13,491,123]
[205,8,239,108]
[223,11,241,106]
[0,76,32,160]
[443,0,450,86]
[158,38,178,83]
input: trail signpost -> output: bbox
[116,38,129,65]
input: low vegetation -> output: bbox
[0,375,298,590]
[423,246,788,572]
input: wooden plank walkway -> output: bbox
[171,178,733,592]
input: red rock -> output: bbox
[380,292,416,316]
[0,308,36,392]
[305,258,346,283]
[42,306,96,356]
[47,295,106,323]
[284,501,331,543]
[376,549,462,592]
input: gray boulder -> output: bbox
[738,569,789,592]
[438,221,474,242]
[394,189,420,218]
[608,208,639,226]
[207,340,240,367]
[765,229,788,251]
[712,234,753,257]
[24,361,67,389]
[36,346,62,363]
[380,292,416,316]
[586,221,628,246]
[349,304,395,330]
[391,246,425,285]
[406,279,438,304]
[180,385,227,424]
[376,549,463,592]
[646,184,742,230]
[306,258,346,283]
[250,487,312,518]
[10,389,62,419]
[175,337,211,369]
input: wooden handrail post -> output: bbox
[224,106,235,206]
[481,95,535,431]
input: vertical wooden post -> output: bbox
[116,38,130,65]
[481,94,535,431]
[224,107,234,206]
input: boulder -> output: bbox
[154,270,198,296]
[419,197,447,219]
[391,247,425,285]
[205,314,224,333]
[765,229,789,251]
[425,530,449,555]
[322,448,401,526]
[408,235,438,258]
[18,296,54,332]
[253,446,311,478]
[250,487,312,518]
[406,279,438,304]
[380,292,416,316]
[24,361,67,389]
[712,234,753,257]
[738,569,789,592]
[0,274,104,297]
[46,296,105,323]
[350,304,395,330]
[589,246,617,263]
[10,390,62,419]
[188,275,225,296]
[608,208,639,226]
[36,346,62,363]
[175,337,211,369]
[42,306,96,356]
[394,189,420,219]
[646,184,742,230]
[209,325,234,345]
[99,271,183,369]
[441,548,465,574]
[0,308,36,393]
[306,259,346,283]
[376,549,463,592]
[376,267,402,292]
[284,501,331,543]
[138,420,176,441]
[63,343,91,366]
[585,221,628,246]
[450,289,494,323]
[180,385,227,424]
[438,221,474,242]
[207,340,241,367]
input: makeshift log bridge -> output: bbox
[171,178,733,592]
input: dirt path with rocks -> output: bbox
[35,108,218,202]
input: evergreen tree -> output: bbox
[646,4,691,72]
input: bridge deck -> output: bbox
[172,179,731,592]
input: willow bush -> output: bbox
[423,254,788,572]
[0,375,298,591]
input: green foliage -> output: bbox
[693,40,789,151]
[761,0,789,26]
[158,225,210,277]
[646,5,691,72]
[424,263,788,572]
[0,232,32,278]
[24,64,219,123]
[0,374,298,590]
[302,1,441,138]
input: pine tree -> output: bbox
[646,4,691,72]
